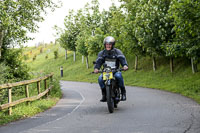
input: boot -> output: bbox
[100,88,106,102]
[121,87,126,101]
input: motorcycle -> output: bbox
[93,62,124,113]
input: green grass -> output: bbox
[0,98,59,125]
[26,43,200,104]
[0,76,61,125]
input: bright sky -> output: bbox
[26,0,120,47]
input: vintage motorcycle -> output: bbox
[93,62,124,113]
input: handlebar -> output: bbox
[111,68,125,73]
[92,68,125,74]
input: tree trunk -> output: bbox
[82,56,84,64]
[191,57,198,73]
[135,55,138,71]
[65,49,67,60]
[73,51,76,62]
[170,57,174,73]
[0,31,4,59]
[153,56,157,71]
[86,56,89,69]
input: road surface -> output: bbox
[0,81,200,133]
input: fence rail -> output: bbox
[0,73,53,115]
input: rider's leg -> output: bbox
[98,74,106,102]
[114,72,126,101]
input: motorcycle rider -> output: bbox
[94,36,128,102]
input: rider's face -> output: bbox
[105,43,112,51]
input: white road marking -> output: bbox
[20,89,85,133]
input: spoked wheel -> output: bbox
[106,85,114,113]
[114,87,120,108]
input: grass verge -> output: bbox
[0,62,62,125]
[26,44,200,104]
[0,97,59,125]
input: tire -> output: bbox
[114,86,120,108]
[114,103,118,108]
[106,85,114,113]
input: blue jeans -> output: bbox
[98,72,125,89]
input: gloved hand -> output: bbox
[123,65,128,71]
[94,69,99,74]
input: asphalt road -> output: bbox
[0,81,200,133]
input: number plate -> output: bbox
[103,72,113,80]
[105,61,116,69]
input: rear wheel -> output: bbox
[106,85,114,113]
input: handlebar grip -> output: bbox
[98,70,103,73]
[91,70,102,74]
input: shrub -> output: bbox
[23,54,29,60]
[1,49,30,81]
[45,54,48,59]
[54,50,58,59]
[40,48,43,53]
[0,63,11,84]
[50,76,62,98]
[33,55,37,61]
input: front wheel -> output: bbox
[106,85,114,113]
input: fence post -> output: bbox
[37,81,40,94]
[44,79,48,97]
[49,75,53,95]
[25,84,30,105]
[8,87,12,115]
[44,79,47,89]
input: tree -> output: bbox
[76,9,90,68]
[0,0,60,81]
[77,31,90,68]
[87,28,105,56]
[84,0,102,54]
[0,0,60,58]
[60,9,82,62]
[58,32,68,60]
[53,25,68,60]
[119,1,144,70]
[132,0,172,71]
[0,31,4,58]
[107,4,126,51]
[169,0,200,73]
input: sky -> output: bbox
[25,0,120,47]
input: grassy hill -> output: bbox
[0,44,62,125]
[25,43,200,104]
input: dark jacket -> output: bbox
[94,48,128,70]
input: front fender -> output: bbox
[105,79,111,86]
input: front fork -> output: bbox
[105,79,115,98]
[105,79,111,86]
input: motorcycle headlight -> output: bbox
[105,67,112,73]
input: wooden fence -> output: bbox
[0,73,53,115]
